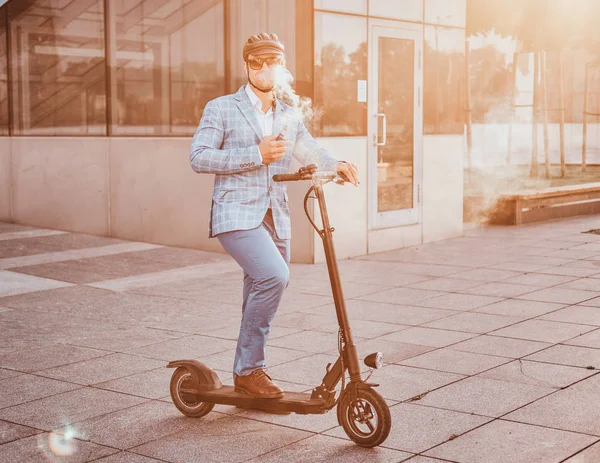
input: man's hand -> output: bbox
[337,161,359,186]
[259,135,293,164]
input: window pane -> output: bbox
[111,0,224,136]
[8,0,106,135]
[425,0,465,27]
[369,0,422,22]
[228,0,297,92]
[0,6,8,135]
[314,0,366,15]
[424,26,465,134]
[314,12,367,137]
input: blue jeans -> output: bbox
[217,209,290,376]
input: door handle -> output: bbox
[375,113,387,146]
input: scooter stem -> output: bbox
[312,183,362,383]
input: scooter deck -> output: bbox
[194,386,328,414]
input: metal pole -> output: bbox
[582,62,589,172]
[542,51,550,179]
[558,51,566,177]
[531,51,539,177]
[313,184,361,382]
[507,52,518,165]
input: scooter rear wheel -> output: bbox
[338,387,391,447]
[170,367,215,418]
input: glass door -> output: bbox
[368,20,422,229]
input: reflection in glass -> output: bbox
[424,26,465,134]
[377,36,414,212]
[8,0,106,135]
[314,0,367,15]
[369,0,421,22]
[0,7,8,135]
[425,0,466,27]
[228,0,296,92]
[111,0,224,135]
[314,12,367,136]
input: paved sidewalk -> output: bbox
[2,216,600,463]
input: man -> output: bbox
[190,33,358,399]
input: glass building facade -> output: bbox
[0,0,466,137]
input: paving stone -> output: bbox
[525,344,600,369]
[0,387,146,430]
[0,369,21,381]
[492,320,595,343]
[537,266,600,277]
[540,305,600,326]
[557,278,600,291]
[294,276,393,298]
[0,420,39,444]
[502,273,579,287]
[247,434,411,462]
[267,354,341,386]
[578,296,600,307]
[124,335,236,362]
[0,344,107,372]
[38,353,165,386]
[269,330,353,354]
[405,277,484,292]
[564,328,600,349]
[472,299,566,318]
[207,323,300,341]
[0,433,117,463]
[237,406,339,433]
[305,299,455,326]
[459,282,540,298]
[423,312,522,334]
[326,403,490,454]
[356,287,446,305]
[70,326,185,352]
[57,400,225,450]
[425,419,596,463]
[478,360,596,389]
[413,293,504,311]
[419,376,555,417]
[403,458,450,463]
[562,442,600,463]
[92,452,166,463]
[0,271,72,297]
[399,349,509,376]
[449,268,523,282]
[506,374,600,435]
[378,327,477,348]
[369,365,464,402]
[353,338,434,364]
[0,373,81,409]
[450,335,551,359]
[517,288,600,305]
[95,368,171,399]
[0,233,122,259]
[131,415,312,463]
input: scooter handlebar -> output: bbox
[272,163,348,183]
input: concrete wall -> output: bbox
[0,138,11,222]
[2,134,464,263]
[10,138,110,235]
[422,134,464,243]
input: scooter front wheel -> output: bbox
[170,367,215,418]
[338,387,391,447]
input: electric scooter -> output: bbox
[166,163,391,447]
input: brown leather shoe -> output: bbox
[234,369,284,399]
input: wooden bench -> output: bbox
[485,182,600,225]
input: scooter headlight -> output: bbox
[364,352,384,369]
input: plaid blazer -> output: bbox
[190,86,339,239]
